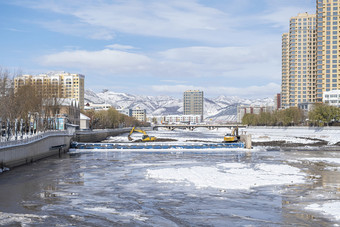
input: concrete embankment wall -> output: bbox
[0,128,131,169]
[74,128,132,142]
[0,134,72,168]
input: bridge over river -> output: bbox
[153,124,247,131]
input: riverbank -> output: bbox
[0,131,73,169]
[0,128,131,170]
[242,126,340,149]
[74,128,131,142]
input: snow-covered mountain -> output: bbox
[84,89,274,122]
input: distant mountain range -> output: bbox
[84,89,274,122]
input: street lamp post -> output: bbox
[20,119,23,139]
[15,119,18,140]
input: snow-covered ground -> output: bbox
[242,127,340,145]
[108,126,340,146]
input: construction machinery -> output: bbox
[223,126,240,143]
[128,127,157,142]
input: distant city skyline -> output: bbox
[0,0,315,98]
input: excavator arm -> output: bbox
[128,127,157,142]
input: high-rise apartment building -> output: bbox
[281,13,317,108]
[281,33,290,108]
[14,72,85,109]
[316,0,340,102]
[282,2,340,107]
[183,90,204,120]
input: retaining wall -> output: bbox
[0,134,73,168]
[74,128,132,142]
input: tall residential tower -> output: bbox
[281,13,317,108]
[281,33,290,108]
[183,90,204,120]
[316,0,340,102]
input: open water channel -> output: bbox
[0,129,340,226]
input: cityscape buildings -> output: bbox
[58,99,81,128]
[131,108,147,122]
[84,102,112,111]
[183,90,204,120]
[281,13,317,108]
[162,115,202,124]
[274,93,282,110]
[282,1,340,109]
[316,0,340,102]
[14,72,85,109]
[236,105,274,123]
[281,32,290,108]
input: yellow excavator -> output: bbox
[128,127,157,142]
[223,126,240,143]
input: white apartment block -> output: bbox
[162,115,202,124]
[323,90,340,106]
[84,102,112,111]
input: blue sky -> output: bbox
[0,0,314,98]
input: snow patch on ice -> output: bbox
[301,158,340,165]
[0,212,47,225]
[146,163,306,191]
[306,201,340,221]
[84,207,148,221]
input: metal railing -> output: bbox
[0,130,73,149]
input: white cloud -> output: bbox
[160,80,188,84]
[40,43,281,81]
[106,44,136,50]
[14,0,235,43]
[36,20,115,40]
[260,6,315,30]
[156,44,281,79]
[40,49,152,74]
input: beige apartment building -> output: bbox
[316,0,340,102]
[281,33,290,108]
[14,72,85,109]
[131,108,147,122]
[281,13,317,108]
[183,90,204,120]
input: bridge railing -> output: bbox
[0,130,73,149]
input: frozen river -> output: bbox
[1,127,340,226]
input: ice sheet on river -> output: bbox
[146,162,306,191]
[306,201,340,221]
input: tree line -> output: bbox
[0,67,148,136]
[242,104,340,127]
[0,68,64,133]
[82,108,149,130]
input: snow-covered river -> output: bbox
[0,127,340,226]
